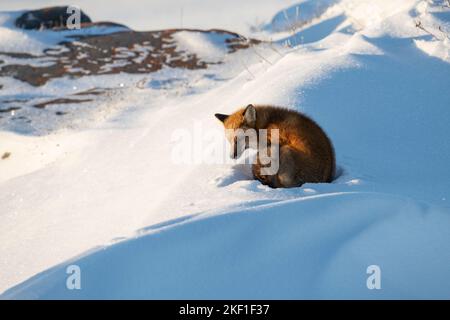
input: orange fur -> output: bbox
[216,105,335,188]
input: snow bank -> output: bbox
[172,31,235,63]
[1,0,450,299]
[3,192,450,299]
[415,38,450,62]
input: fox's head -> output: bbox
[215,104,257,159]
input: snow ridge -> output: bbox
[1,0,450,299]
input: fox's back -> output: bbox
[255,106,335,182]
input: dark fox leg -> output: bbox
[252,149,282,188]
[253,145,315,188]
[276,145,305,188]
[280,145,329,187]
[252,146,300,188]
[252,162,279,188]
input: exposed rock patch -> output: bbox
[0,28,259,86]
[0,6,261,134]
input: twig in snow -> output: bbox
[136,77,147,89]
[251,46,273,65]
[240,60,256,80]
[268,40,285,57]
[282,6,301,48]
[415,20,444,41]
[235,35,258,78]
[180,7,184,28]
[237,34,274,66]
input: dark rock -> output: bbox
[1,152,11,160]
[0,106,21,113]
[34,98,93,109]
[15,6,92,30]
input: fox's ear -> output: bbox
[243,104,256,127]
[215,113,229,123]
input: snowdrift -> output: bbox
[3,192,450,299]
[1,0,450,299]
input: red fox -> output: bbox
[215,104,335,188]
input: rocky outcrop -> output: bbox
[0,6,261,134]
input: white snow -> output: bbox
[1,0,450,299]
[3,192,450,299]
[262,0,340,32]
[415,38,450,62]
[172,31,234,63]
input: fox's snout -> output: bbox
[216,105,257,160]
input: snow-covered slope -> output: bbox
[4,192,450,300]
[1,0,450,299]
